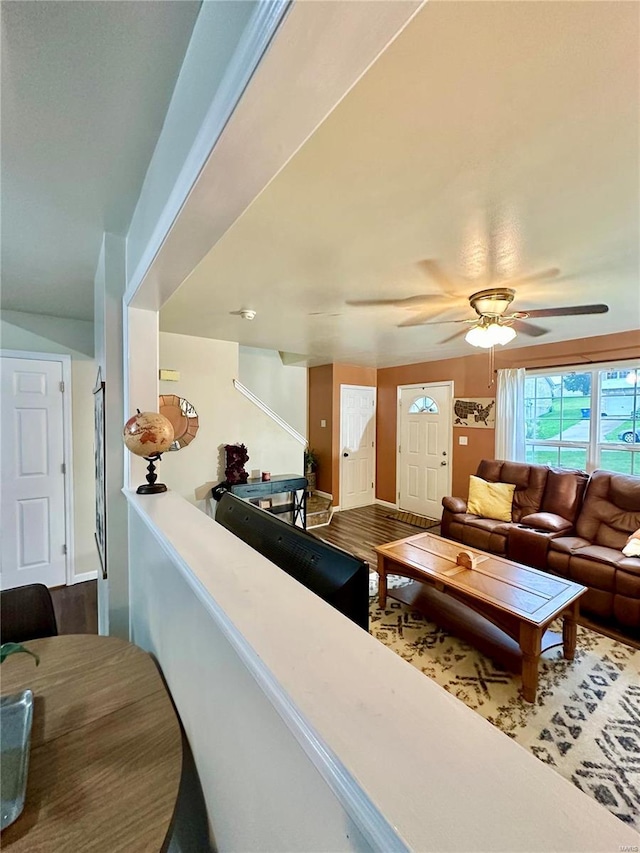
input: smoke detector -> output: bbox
[240,309,256,321]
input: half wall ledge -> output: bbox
[124,488,637,852]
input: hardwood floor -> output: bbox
[47,510,639,650]
[50,580,98,634]
[311,505,640,649]
[309,504,439,568]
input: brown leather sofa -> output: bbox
[442,461,640,633]
[442,460,588,558]
[547,470,640,630]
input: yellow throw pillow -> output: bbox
[467,475,516,523]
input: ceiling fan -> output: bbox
[346,260,608,347]
[429,287,609,348]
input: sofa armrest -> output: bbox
[519,512,572,534]
[442,496,468,514]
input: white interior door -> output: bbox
[1,356,67,589]
[340,385,376,510]
[398,384,452,520]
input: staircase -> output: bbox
[307,492,333,528]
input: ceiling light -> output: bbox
[239,309,256,321]
[465,321,516,348]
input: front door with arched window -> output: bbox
[398,383,452,520]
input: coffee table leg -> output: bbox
[519,623,542,704]
[562,600,579,661]
[377,554,387,609]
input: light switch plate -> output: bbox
[459,435,468,446]
[320,419,327,428]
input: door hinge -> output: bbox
[59,380,65,392]
[398,445,401,453]
[62,543,67,555]
[61,462,66,475]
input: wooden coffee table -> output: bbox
[375,532,587,703]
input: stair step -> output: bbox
[307,493,333,528]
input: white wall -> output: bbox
[159,333,303,505]
[239,345,307,436]
[126,1,258,285]
[127,490,638,853]
[94,234,129,638]
[0,312,99,581]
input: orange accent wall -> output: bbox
[332,365,377,503]
[377,330,640,503]
[308,332,640,505]
[377,354,494,502]
[308,364,334,494]
[308,363,377,499]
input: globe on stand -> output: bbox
[123,410,175,494]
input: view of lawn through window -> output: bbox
[524,366,639,474]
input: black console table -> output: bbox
[227,474,308,529]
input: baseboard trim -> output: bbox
[375,499,398,510]
[71,571,98,585]
[313,490,333,501]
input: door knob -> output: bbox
[343,452,349,457]
[441,461,447,466]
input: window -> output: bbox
[408,396,439,414]
[524,364,640,473]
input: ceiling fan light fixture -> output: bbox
[465,321,516,348]
[469,288,516,318]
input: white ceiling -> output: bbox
[1,0,201,321]
[161,1,640,367]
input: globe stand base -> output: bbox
[136,454,167,496]
[137,483,168,495]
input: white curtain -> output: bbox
[495,368,526,461]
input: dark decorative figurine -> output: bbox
[224,443,250,485]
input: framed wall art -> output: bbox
[93,367,107,579]
[453,397,496,428]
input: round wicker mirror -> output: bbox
[158,394,199,451]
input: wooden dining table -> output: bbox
[1,634,182,852]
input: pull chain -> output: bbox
[488,346,496,388]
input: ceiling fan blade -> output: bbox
[438,327,469,345]
[513,319,549,337]
[346,294,443,308]
[417,259,457,290]
[523,303,609,319]
[502,268,561,287]
[397,315,473,328]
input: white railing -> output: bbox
[233,379,306,445]
[125,488,636,852]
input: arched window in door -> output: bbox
[408,395,439,414]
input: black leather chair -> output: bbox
[0,583,58,644]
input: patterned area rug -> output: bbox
[368,576,640,830]
[385,511,439,529]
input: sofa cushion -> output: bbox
[519,512,572,534]
[570,544,625,567]
[540,468,589,524]
[476,460,548,522]
[465,516,509,533]
[576,470,640,549]
[568,557,616,592]
[549,536,592,555]
[618,557,640,578]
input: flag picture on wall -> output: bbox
[453,398,496,428]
